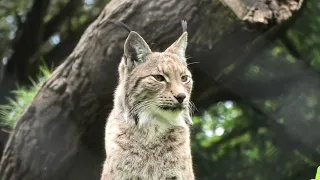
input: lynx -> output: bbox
[101,26,195,180]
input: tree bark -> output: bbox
[0,0,303,179]
[0,128,9,158]
[221,0,303,24]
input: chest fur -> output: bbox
[104,122,193,180]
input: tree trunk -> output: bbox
[0,129,9,158]
[0,0,303,179]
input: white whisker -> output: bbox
[187,61,200,66]
[189,101,197,115]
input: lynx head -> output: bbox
[116,30,193,126]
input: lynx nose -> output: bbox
[174,93,186,104]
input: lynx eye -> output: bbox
[152,75,166,82]
[181,75,189,82]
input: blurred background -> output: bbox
[0,0,319,179]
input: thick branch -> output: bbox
[221,0,303,24]
[193,72,311,111]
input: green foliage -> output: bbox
[0,0,109,128]
[0,64,51,128]
[191,97,319,179]
[316,166,320,180]
[0,0,33,60]
[0,0,108,65]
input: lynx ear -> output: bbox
[124,31,151,67]
[165,32,188,60]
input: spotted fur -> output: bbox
[101,31,195,180]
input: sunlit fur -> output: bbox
[101,32,195,180]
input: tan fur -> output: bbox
[101,31,195,180]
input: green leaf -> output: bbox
[0,64,52,128]
[316,166,320,180]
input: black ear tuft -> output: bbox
[181,20,187,32]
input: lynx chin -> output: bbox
[101,28,195,180]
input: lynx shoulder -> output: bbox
[101,25,195,180]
